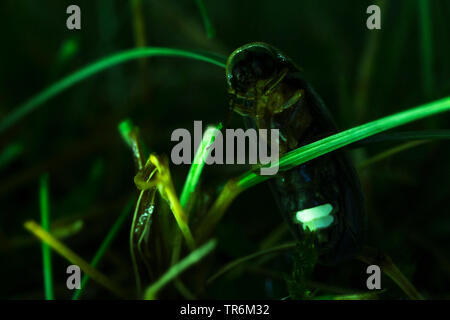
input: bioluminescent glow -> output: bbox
[302,215,335,232]
[295,203,334,232]
[296,203,333,223]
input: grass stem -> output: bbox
[72,198,134,300]
[25,220,126,299]
[39,174,54,300]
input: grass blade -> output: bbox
[195,0,215,38]
[179,123,222,210]
[357,140,427,169]
[350,129,450,147]
[144,239,217,299]
[39,174,54,300]
[172,124,221,266]
[24,220,126,299]
[237,96,450,190]
[0,47,225,134]
[207,242,295,284]
[72,198,134,300]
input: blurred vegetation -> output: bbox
[0,0,449,299]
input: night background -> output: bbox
[0,0,449,300]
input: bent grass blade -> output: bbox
[25,220,126,299]
[0,47,226,134]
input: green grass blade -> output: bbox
[172,124,221,268]
[39,174,54,300]
[195,0,215,38]
[237,96,450,190]
[207,242,296,284]
[72,198,134,300]
[350,130,450,147]
[144,239,217,299]
[0,47,225,134]
[357,140,427,169]
[179,123,222,209]
[314,290,384,300]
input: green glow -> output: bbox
[40,174,54,300]
[237,96,450,190]
[0,47,225,134]
[180,124,222,209]
[296,203,333,223]
[118,119,134,147]
[302,215,334,232]
[57,38,79,63]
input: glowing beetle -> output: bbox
[226,43,365,264]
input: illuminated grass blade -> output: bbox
[172,124,221,267]
[180,124,222,209]
[144,239,217,299]
[118,119,135,148]
[195,0,215,38]
[72,198,134,300]
[0,47,225,134]
[39,174,54,300]
[24,220,126,299]
[237,96,450,190]
[350,129,450,147]
[314,291,384,300]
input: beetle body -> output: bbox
[226,42,365,264]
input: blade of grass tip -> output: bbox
[418,0,434,99]
[118,118,146,171]
[172,124,221,266]
[195,0,215,39]
[24,220,126,299]
[118,118,135,147]
[237,96,450,190]
[180,123,222,210]
[0,142,24,172]
[72,198,134,300]
[39,174,54,300]
[144,239,217,299]
[0,47,225,134]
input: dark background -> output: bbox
[0,0,449,299]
